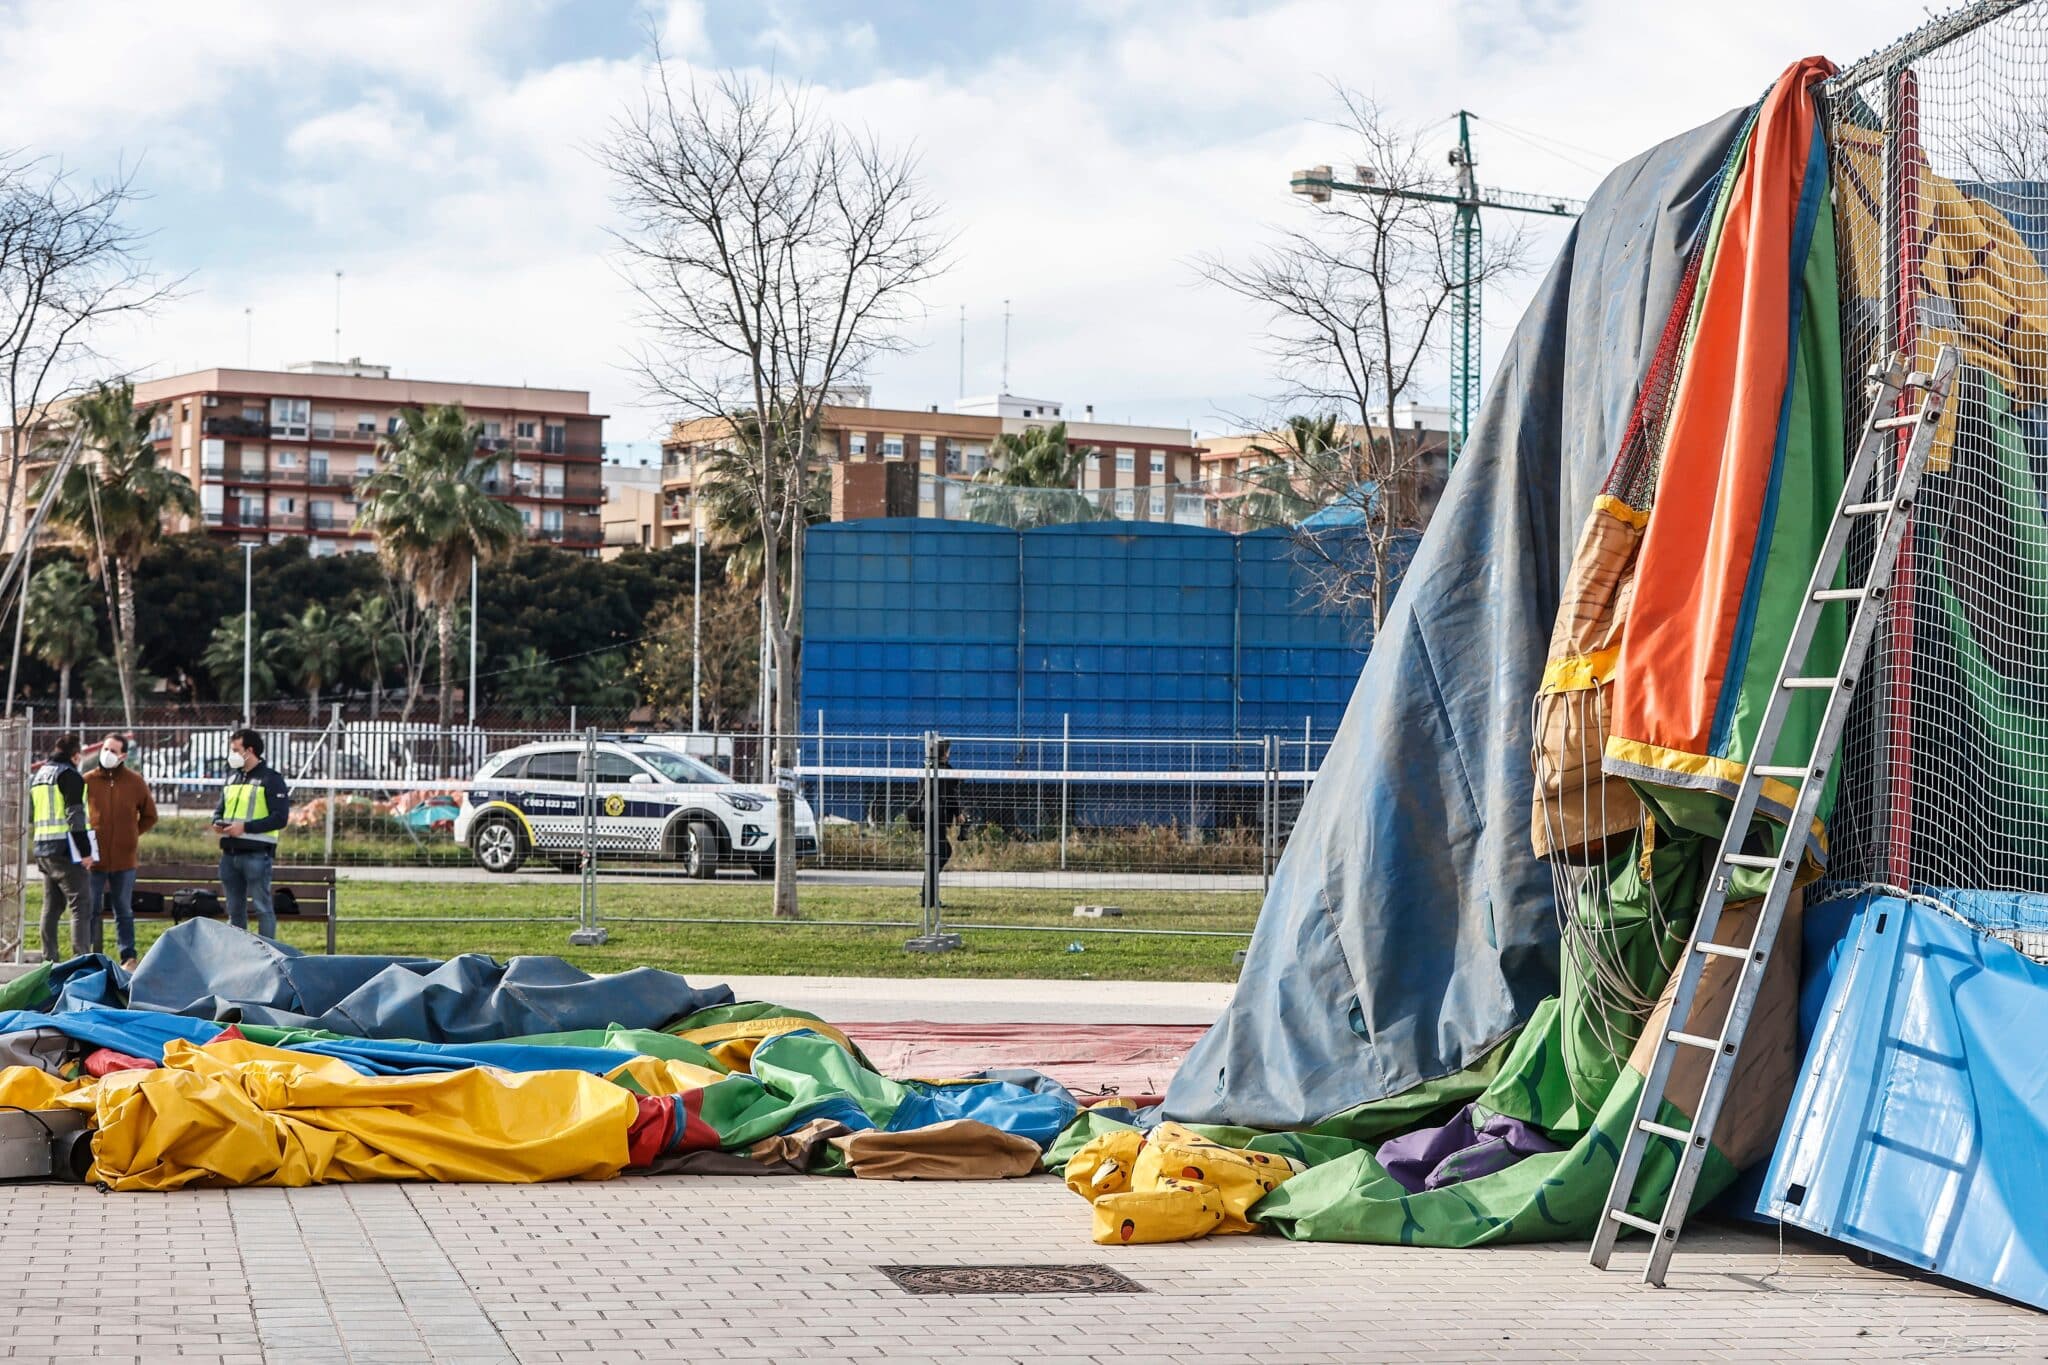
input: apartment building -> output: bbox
[660,388,1203,535]
[600,448,668,559]
[17,359,608,556]
[1196,403,1454,531]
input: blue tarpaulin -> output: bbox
[1165,106,1753,1129]
[125,919,733,1042]
[1761,893,2048,1311]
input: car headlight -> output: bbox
[719,791,766,812]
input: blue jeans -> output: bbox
[89,867,138,962]
[219,850,276,938]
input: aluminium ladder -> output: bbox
[1588,344,1960,1287]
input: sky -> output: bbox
[0,0,1949,448]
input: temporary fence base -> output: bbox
[567,927,609,946]
[904,932,963,954]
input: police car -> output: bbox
[454,736,819,877]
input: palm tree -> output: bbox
[34,379,200,725]
[25,561,99,721]
[494,645,561,723]
[266,602,347,724]
[1226,414,1347,531]
[965,422,1106,529]
[693,419,828,587]
[341,592,403,720]
[354,405,523,740]
[201,614,276,704]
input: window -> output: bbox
[943,440,963,474]
[542,508,564,534]
[964,444,988,474]
[881,434,905,459]
[355,454,377,476]
[1149,490,1165,517]
[542,468,565,496]
[1150,452,1166,475]
[308,450,330,482]
[593,752,645,785]
[524,751,581,783]
[275,496,297,515]
[309,499,334,527]
[482,421,502,439]
[356,413,379,435]
[147,413,171,442]
[638,748,726,783]
[179,402,190,420]
[269,398,308,438]
[543,423,565,454]
[242,406,264,424]
[920,436,937,460]
[1115,448,1135,473]
[238,445,266,476]
[848,432,867,457]
[387,414,402,435]
[1114,490,1135,516]
[311,410,336,438]
[200,438,226,473]
[516,421,537,440]
[273,448,298,468]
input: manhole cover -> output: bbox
[879,1264,1148,1296]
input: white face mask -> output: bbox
[232,749,254,772]
[98,748,122,769]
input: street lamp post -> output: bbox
[468,556,478,727]
[241,542,255,727]
[691,501,702,734]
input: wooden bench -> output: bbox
[120,862,339,954]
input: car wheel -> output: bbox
[681,820,722,879]
[470,816,526,874]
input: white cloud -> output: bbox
[0,0,1955,443]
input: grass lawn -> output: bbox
[83,881,1260,982]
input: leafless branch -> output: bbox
[1198,90,1528,628]
[0,156,181,549]
[602,40,949,914]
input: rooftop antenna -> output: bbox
[1001,299,1010,394]
[333,270,343,362]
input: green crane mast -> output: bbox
[1290,112,1586,464]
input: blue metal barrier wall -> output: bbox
[801,517,1390,738]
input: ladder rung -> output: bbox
[1903,370,1934,388]
[1668,1030,1724,1052]
[1873,414,1923,430]
[1723,852,1784,869]
[1753,764,1809,779]
[1640,1119,1693,1143]
[1783,676,1841,690]
[1812,587,1871,602]
[1695,941,1749,959]
[1845,500,1896,516]
[1608,1209,1665,1236]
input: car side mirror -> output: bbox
[629,772,655,785]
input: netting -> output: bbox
[1820,1,2048,956]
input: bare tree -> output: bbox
[0,158,176,550]
[605,59,948,917]
[1200,90,1523,629]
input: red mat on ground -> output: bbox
[838,1021,1207,1101]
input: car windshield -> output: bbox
[635,748,729,784]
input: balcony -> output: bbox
[200,460,227,478]
[204,510,270,531]
[203,416,267,439]
[537,513,603,545]
[267,465,308,485]
[306,466,346,487]
[331,426,384,444]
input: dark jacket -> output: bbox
[213,761,291,855]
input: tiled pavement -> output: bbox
[7,1175,2047,1363]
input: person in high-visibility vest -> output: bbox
[29,732,98,960]
[210,728,291,938]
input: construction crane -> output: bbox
[1291,111,1586,463]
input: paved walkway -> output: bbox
[8,1177,2045,1363]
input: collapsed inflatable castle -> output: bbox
[6,0,2048,1318]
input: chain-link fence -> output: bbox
[6,711,1325,955]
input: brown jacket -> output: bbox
[83,764,158,873]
